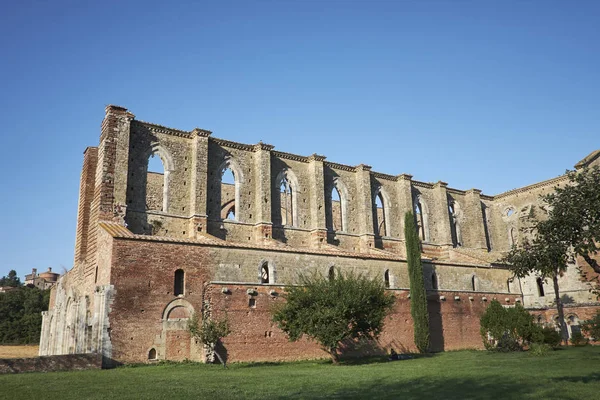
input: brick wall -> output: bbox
[0,354,103,374]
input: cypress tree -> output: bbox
[404,211,430,353]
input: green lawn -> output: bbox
[1,347,599,400]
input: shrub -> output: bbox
[480,300,541,351]
[570,331,588,346]
[538,326,562,348]
[529,343,552,356]
[581,312,600,342]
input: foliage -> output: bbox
[581,311,600,341]
[0,285,50,344]
[404,211,430,353]
[538,326,562,348]
[188,313,231,368]
[570,331,588,346]
[0,270,21,287]
[529,343,552,357]
[271,268,395,363]
[480,300,541,351]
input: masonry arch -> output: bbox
[217,157,244,222]
[258,260,276,284]
[327,178,349,232]
[274,169,299,227]
[448,198,462,247]
[145,144,175,213]
[373,186,391,237]
[413,194,430,242]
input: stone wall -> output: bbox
[0,354,103,374]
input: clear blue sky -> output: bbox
[1,1,598,280]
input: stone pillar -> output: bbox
[308,154,328,247]
[432,181,453,246]
[395,174,414,240]
[355,164,375,251]
[39,311,50,356]
[253,142,274,241]
[462,189,488,249]
[188,128,212,238]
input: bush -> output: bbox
[538,326,562,348]
[581,312,600,342]
[529,343,552,356]
[570,331,588,346]
[480,300,541,352]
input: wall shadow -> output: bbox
[427,264,444,352]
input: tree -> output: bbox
[404,211,430,353]
[0,270,21,287]
[0,285,50,344]
[271,269,395,363]
[188,313,231,368]
[503,166,600,344]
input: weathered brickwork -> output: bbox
[39,106,600,363]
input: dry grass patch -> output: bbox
[0,346,39,359]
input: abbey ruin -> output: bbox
[39,105,600,364]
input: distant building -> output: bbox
[25,268,59,290]
[0,286,18,293]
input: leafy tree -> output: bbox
[0,270,21,287]
[480,300,541,351]
[188,313,231,368]
[503,166,600,344]
[272,269,395,363]
[404,211,430,353]
[0,284,50,344]
[581,311,600,342]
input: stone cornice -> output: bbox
[412,180,434,189]
[493,175,567,200]
[272,150,309,163]
[211,137,255,151]
[308,153,326,162]
[131,120,193,139]
[324,161,357,172]
[253,142,275,152]
[372,172,398,182]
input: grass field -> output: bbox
[0,347,599,399]
[0,346,39,359]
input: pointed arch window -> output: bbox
[218,159,243,222]
[448,200,462,247]
[261,264,270,284]
[145,150,171,213]
[414,195,430,242]
[373,188,389,237]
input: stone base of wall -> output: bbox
[0,353,104,374]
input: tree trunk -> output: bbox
[552,273,569,345]
[214,349,227,369]
[582,253,600,275]
[329,348,339,364]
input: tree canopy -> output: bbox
[503,166,600,342]
[188,313,231,368]
[0,285,50,344]
[272,269,395,363]
[0,270,21,287]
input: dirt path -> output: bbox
[0,346,39,359]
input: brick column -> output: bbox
[74,147,98,265]
[188,128,211,238]
[355,164,375,251]
[308,154,327,247]
[462,189,488,249]
[253,142,274,241]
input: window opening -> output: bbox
[332,186,343,231]
[375,192,386,236]
[174,269,185,296]
[536,277,545,297]
[261,264,270,284]
[432,272,438,290]
[384,270,390,289]
[148,348,157,360]
[328,266,335,281]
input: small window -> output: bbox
[148,348,156,360]
[328,266,335,281]
[536,277,545,297]
[431,273,438,290]
[249,298,256,308]
[384,270,390,289]
[471,275,477,291]
[174,269,185,296]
